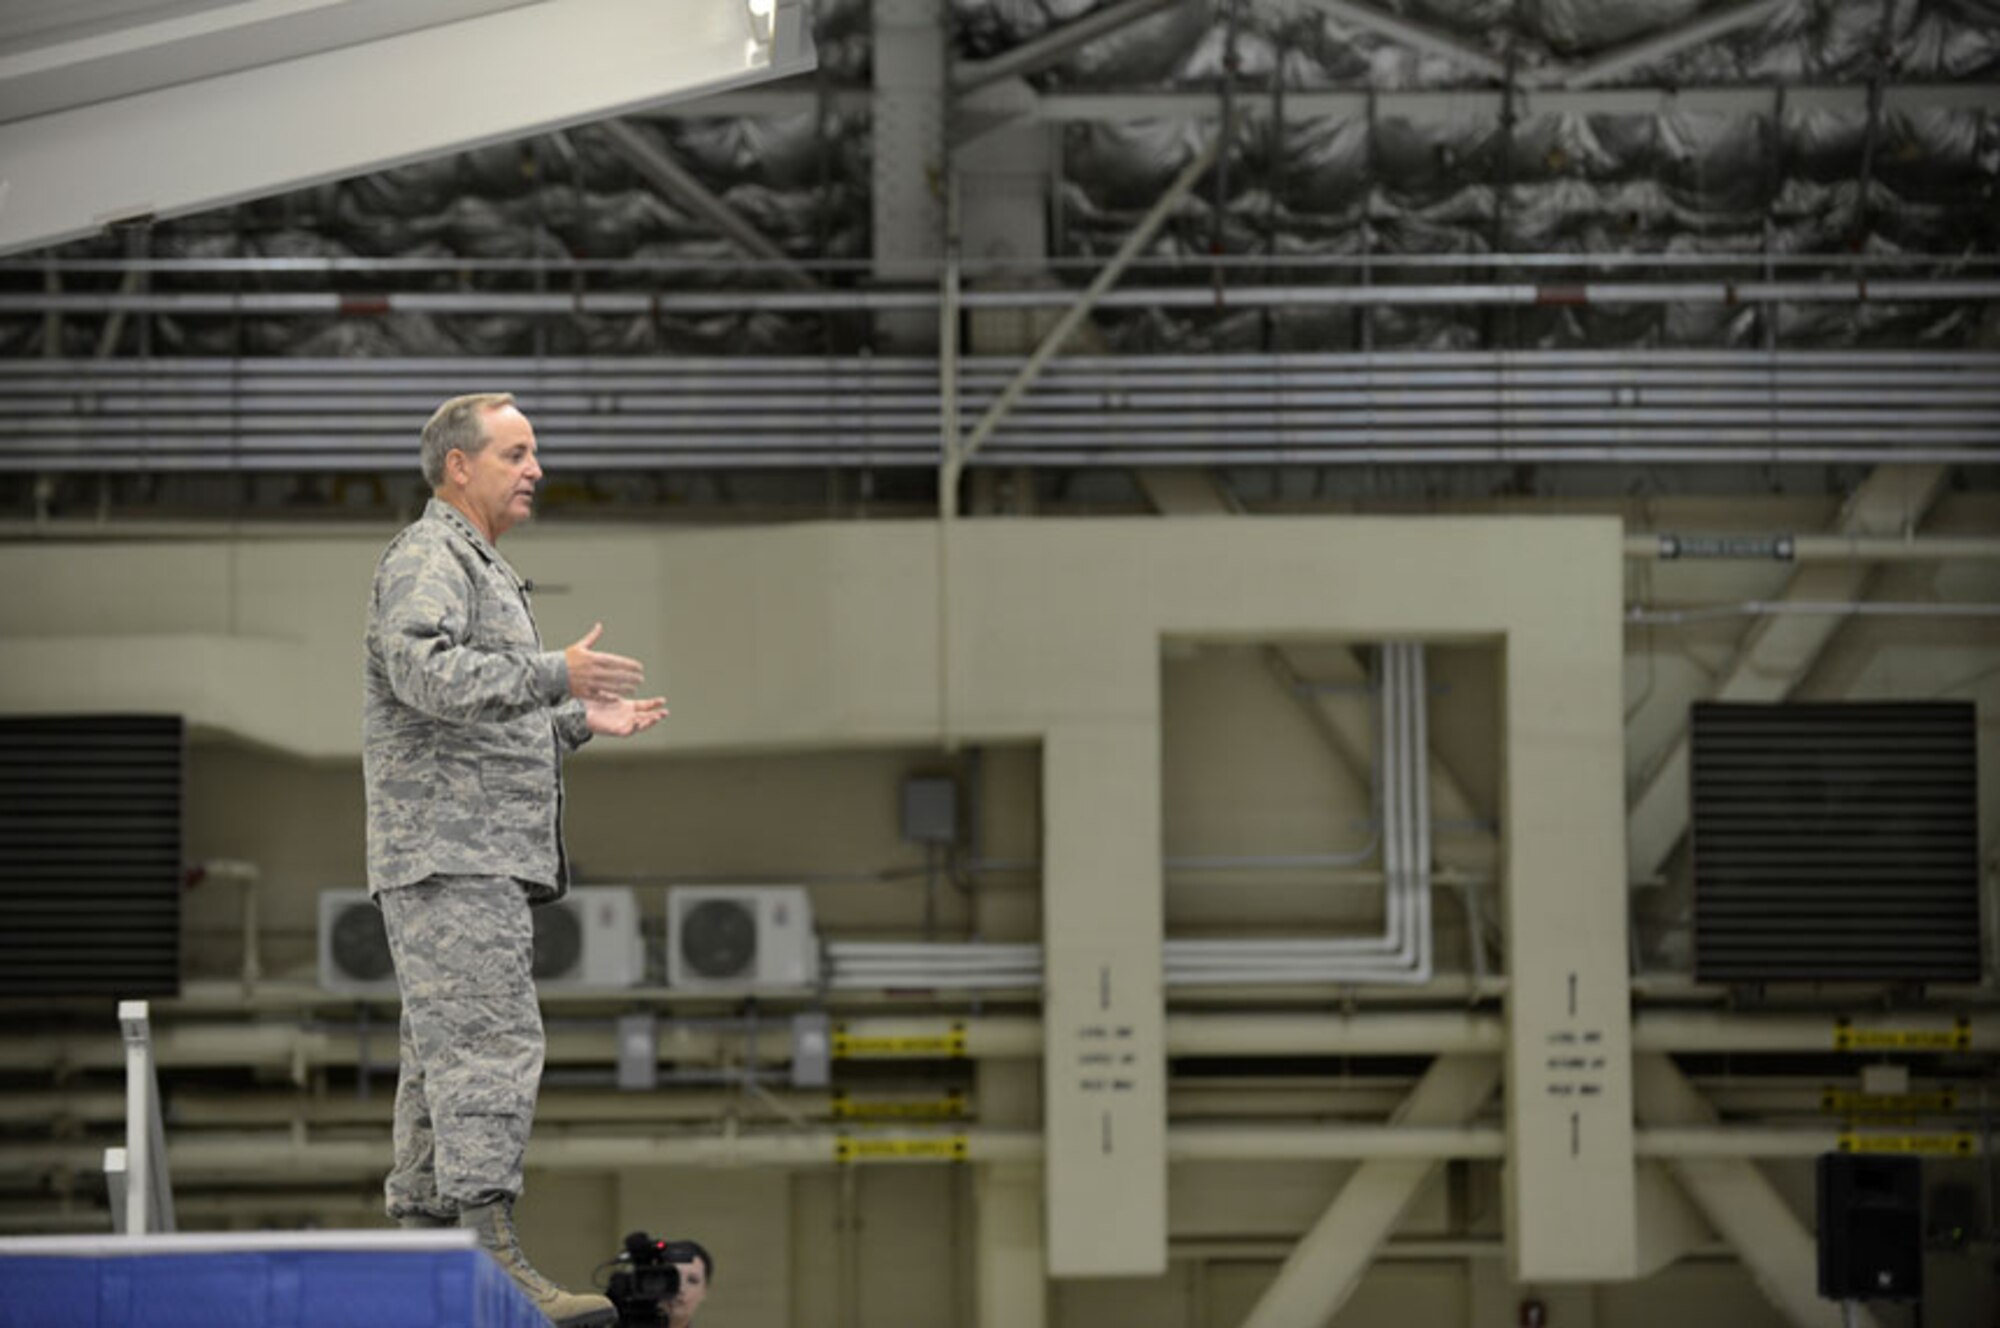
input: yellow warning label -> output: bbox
[831,1024,967,1059]
[834,1135,970,1164]
[1820,1089,1957,1116]
[1836,1132,1976,1156]
[1832,1018,1970,1052]
[831,1091,969,1121]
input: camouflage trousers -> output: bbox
[380,875,544,1220]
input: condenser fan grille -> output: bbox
[329,901,394,983]
[532,903,583,979]
[679,898,758,978]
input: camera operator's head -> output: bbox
[658,1239,712,1327]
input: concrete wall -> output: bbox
[1,500,1995,1327]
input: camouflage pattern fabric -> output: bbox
[380,875,544,1216]
[363,497,590,902]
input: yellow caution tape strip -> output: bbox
[830,1090,970,1121]
[834,1135,970,1164]
[831,1022,968,1059]
[1836,1132,1976,1156]
[1832,1017,1970,1052]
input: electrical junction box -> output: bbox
[900,775,958,845]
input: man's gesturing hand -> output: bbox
[585,695,668,737]
[564,622,646,701]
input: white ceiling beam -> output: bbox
[1547,0,1790,90]
[0,0,533,124]
[1290,0,1510,83]
[1626,464,1950,882]
[0,0,816,256]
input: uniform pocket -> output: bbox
[478,752,547,807]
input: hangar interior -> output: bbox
[0,1,1997,1326]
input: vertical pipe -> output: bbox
[119,1001,151,1235]
[1382,644,1405,963]
[1411,643,1433,982]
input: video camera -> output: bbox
[604,1231,683,1327]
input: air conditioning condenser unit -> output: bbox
[666,886,818,991]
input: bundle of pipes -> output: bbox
[823,643,1434,991]
[1166,642,1433,987]
[823,941,1043,990]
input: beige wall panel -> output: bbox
[1331,1263,1469,1328]
[517,1170,618,1297]
[849,1166,963,1327]
[787,1171,844,1328]
[1589,1261,1790,1328]
[1193,1262,1475,1328]
[1166,1160,1356,1238]
[1053,1261,1197,1328]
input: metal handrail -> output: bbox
[105,1001,175,1236]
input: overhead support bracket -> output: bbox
[947,135,1219,491]
[1547,0,1790,88]
[953,0,1187,95]
[597,118,818,290]
[1291,0,1510,83]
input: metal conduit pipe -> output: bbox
[10,252,1997,275]
[5,278,1999,317]
[1626,535,2000,562]
[841,644,1425,993]
[1629,601,2000,625]
[9,1078,1953,1127]
[1179,643,1437,986]
[0,1124,1968,1179]
[10,1011,1992,1072]
[1167,642,1429,985]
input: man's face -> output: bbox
[668,1259,708,1323]
[450,405,541,539]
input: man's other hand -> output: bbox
[585,695,667,737]
[564,623,646,701]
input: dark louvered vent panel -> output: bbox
[0,716,183,997]
[1691,701,1980,983]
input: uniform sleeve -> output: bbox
[554,699,594,753]
[371,534,570,724]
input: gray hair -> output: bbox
[419,393,515,488]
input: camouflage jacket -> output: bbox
[363,498,589,900]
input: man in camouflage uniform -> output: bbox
[364,393,665,1328]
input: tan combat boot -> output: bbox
[460,1197,617,1328]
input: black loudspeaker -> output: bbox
[1817,1152,1923,1301]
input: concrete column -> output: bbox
[1041,719,1167,1276]
[872,0,946,348]
[1502,548,1638,1281]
